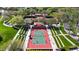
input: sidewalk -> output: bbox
[46,25,58,51]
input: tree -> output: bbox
[9,15,24,25]
[51,12,63,24]
[62,8,79,35]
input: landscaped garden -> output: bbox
[9,26,28,51]
[1,7,79,51]
[51,25,79,50]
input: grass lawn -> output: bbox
[9,27,27,51]
[60,27,67,34]
[53,27,73,47]
[51,26,75,51]
[54,27,61,34]
[59,35,73,47]
[53,28,63,47]
[51,28,63,48]
[66,35,79,46]
[0,21,17,50]
[51,30,60,48]
[56,36,63,47]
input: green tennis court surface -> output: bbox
[32,30,46,44]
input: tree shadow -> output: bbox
[0,36,3,42]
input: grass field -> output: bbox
[0,21,17,50]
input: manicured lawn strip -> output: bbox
[53,28,64,47]
[51,29,62,48]
[51,30,60,48]
[53,35,60,48]
[7,27,22,50]
[52,28,62,48]
[10,33,22,50]
[60,27,67,34]
[59,35,73,47]
[0,21,17,50]
[53,27,61,34]
[9,27,27,51]
[66,35,79,46]
[52,28,63,48]
[56,36,63,47]
[54,26,72,47]
[20,37,25,48]
[9,34,21,50]
[16,36,23,49]
[52,28,56,35]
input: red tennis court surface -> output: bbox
[27,28,52,49]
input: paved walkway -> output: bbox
[46,25,58,51]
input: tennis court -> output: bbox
[27,29,52,49]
